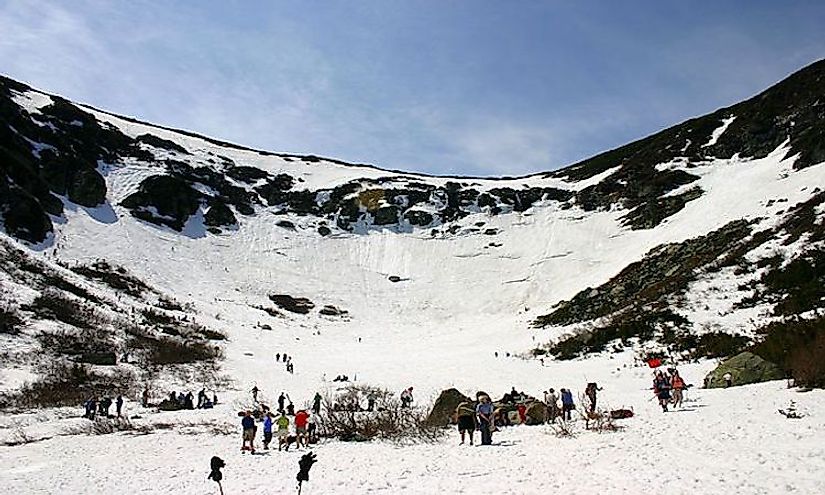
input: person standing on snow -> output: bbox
[560,388,575,420]
[585,383,601,413]
[276,412,291,451]
[116,395,124,418]
[670,370,686,408]
[251,386,259,402]
[400,387,414,408]
[545,389,559,423]
[295,409,310,447]
[455,401,476,445]
[262,412,274,450]
[241,410,256,453]
[653,371,672,412]
[476,394,495,445]
[278,392,286,413]
[312,392,322,414]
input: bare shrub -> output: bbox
[127,328,223,365]
[0,304,23,335]
[0,362,138,409]
[318,384,443,443]
[549,418,578,438]
[37,327,115,356]
[23,289,106,330]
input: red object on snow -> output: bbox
[646,358,662,368]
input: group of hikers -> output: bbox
[240,387,323,454]
[452,384,597,446]
[166,389,218,410]
[83,395,124,420]
[652,368,689,412]
[275,353,294,374]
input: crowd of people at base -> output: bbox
[240,387,322,454]
[83,395,124,420]
[451,378,658,446]
[652,368,689,412]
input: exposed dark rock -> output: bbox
[319,305,348,317]
[373,205,399,225]
[204,198,237,228]
[622,187,703,229]
[276,220,296,230]
[269,294,315,314]
[317,225,332,237]
[136,133,189,154]
[225,165,270,183]
[403,210,433,226]
[121,175,201,231]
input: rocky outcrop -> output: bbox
[426,388,472,426]
[269,294,315,314]
[704,352,785,388]
[120,175,201,231]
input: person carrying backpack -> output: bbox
[560,389,574,420]
[585,383,601,413]
[653,371,672,412]
[455,401,476,445]
[671,371,686,408]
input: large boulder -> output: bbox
[525,401,547,425]
[426,388,472,426]
[704,351,785,388]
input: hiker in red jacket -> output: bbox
[670,370,686,408]
[294,409,310,448]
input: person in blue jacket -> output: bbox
[560,388,575,420]
[262,412,274,450]
[476,394,495,445]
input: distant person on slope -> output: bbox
[312,392,322,414]
[278,392,286,413]
[116,395,124,418]
[455,401,476,445]
[476,394,495,445]
[400,387,414,408]
[251,386,259,402]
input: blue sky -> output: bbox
[1,1,824,176]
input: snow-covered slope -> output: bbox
[1,60,825,494]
